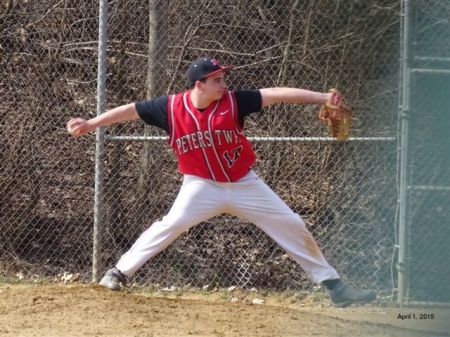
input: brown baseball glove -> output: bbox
[318,89,351,141]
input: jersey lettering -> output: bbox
[175,129,238,155]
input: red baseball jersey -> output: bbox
[167,90,256,182]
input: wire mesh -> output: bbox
[0,0,99,278]
[0,0,414,299]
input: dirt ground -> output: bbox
[0,283,449,337]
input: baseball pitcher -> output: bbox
[67,57,374,307]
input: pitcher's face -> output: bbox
[198,71,228,101]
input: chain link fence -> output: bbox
[1,0,100,278]
[1,0,446,304]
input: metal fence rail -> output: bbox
[1,0,448,305]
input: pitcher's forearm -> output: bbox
[87,103,140,130]
[260,88,329,108]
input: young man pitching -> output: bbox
[67,56,376,307]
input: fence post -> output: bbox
[398,0,412,307]
[92,0,109,283]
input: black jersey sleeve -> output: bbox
[135,96,169,133]
[234,90,262,119]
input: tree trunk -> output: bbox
[135,0,168,225]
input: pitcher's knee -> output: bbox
[158,214,193,234]
[259,212,305,229]
[282,213,305,228]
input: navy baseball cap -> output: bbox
[186,57,234,88]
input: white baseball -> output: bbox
[67,122,80,137]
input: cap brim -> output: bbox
[204,65,234,79]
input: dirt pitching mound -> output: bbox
[0,284,448,337]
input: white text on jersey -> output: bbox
[176,129,239,155]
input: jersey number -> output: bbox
[223,146,243,168]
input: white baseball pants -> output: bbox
[115,170,339,284]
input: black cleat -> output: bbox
[98,267,127,291]
[329,281,376,308]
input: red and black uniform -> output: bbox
[115,87,341,286]
[108,56,349,296]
